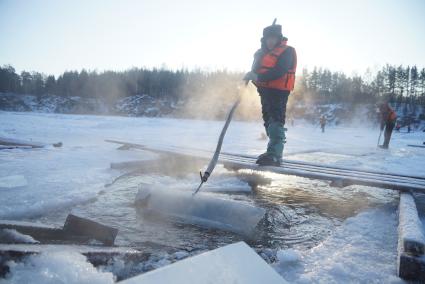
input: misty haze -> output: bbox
[1,0,425,283]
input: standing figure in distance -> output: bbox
[378,102,397,149]
[320,115,327,133]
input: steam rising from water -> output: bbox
[176,74,262,121]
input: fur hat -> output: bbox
[263,23,282,38]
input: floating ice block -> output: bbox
[135,186,265,237]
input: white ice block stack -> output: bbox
[397,192,425,281]
[135,186,265,237]
[121,242,288,284]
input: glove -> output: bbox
[243,71,258,82]
[380,123,385,131]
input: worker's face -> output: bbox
[265,36,279,50]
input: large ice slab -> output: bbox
[135,186,265,237]
[397,193,425,281]
[121,242,287,284]
[398,193,425,255]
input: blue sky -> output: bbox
[1,0,424,76]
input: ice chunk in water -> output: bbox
[135,186,265,237]
[276,249,301,264]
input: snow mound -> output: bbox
[2,249,115,284]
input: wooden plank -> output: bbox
[106,139,425,181]
[1,216,118,246]
[115,141,425,191]
[0,220,72,244]
[0,137,62,148]
[63,214,118,246]
[407,144,425,149]
[398,252,425,282]
[219,158,425,192]
[219,154,425,187]
[105,140,425,193]
[0,137,44,148]
[222,151,425,181]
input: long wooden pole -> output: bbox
[193,98,241,195]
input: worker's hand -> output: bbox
[243,71,258,83]
[380,123,385,131]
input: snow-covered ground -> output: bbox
[0,111,424,283]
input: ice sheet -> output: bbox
[122,242,287,284]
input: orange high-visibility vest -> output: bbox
[254,41,297,91]
[388,108,397,122]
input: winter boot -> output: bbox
[256,153,281,166]
[266,121,285,159]
[256,152,269,164]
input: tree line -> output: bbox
[1,64,425,111]
[295,65,425,111]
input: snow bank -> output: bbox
[135,185,265,237]
[1,249,115,284]
[274,207,404,283]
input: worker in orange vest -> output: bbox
[244,19,297,166]
[379,102,397,149]
[320,115,327,133]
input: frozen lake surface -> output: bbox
[1,111,424,283]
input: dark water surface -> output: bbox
[37,165,398,256]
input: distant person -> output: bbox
[407,117,411,133]
[320,115,326,133]
[243,19,297,166]
[378,102,397,149]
